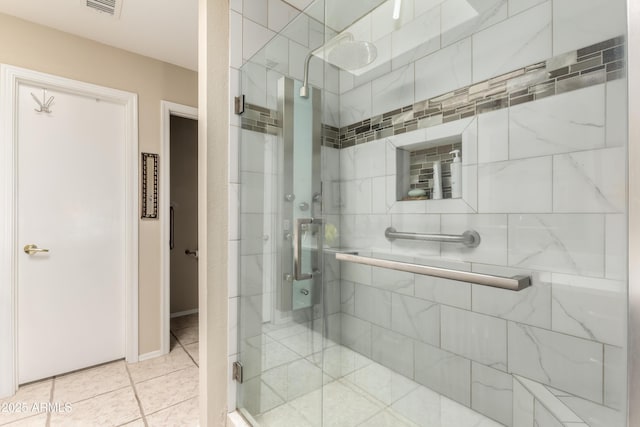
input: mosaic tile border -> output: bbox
[340,36,626,149]
[240,103,280,135]
[240,36,626,150]
[240,102,341,148]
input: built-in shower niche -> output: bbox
[385,117,478,214]
[396,137,463,202]
[397,139,463,201]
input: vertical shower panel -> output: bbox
[277,77,323,312]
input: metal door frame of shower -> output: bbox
[627,1,640,424]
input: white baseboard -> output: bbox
[170,308,199,318]
[137,349,163,362]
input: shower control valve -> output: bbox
[285,194,295,202]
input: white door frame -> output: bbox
[160,101,198,356]
[0,65,139,397]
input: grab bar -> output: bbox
[335,253,531,291]
[385,227,481,248]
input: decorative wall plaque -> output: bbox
[141,153,159,219]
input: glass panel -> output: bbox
[319,0,629,426]
[236,4,329,424]
[237,0,630,425]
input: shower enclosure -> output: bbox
[236,0,629,425]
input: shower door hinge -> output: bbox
[232,361,244,383]
[234,95,245,115]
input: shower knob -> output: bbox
[299,202,309,211]
[285,194,295,202]
[300,289,309,295]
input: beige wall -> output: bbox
[0,12,198,355]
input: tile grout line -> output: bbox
[46,377,54,427]
[172,330,199,368]
[124,362,149,427]
[142,395,199,420]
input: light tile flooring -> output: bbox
[250,322,503,427]
[3,316,504,427]
[0,314,200,427]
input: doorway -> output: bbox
[160,102,199,356]
[0,65,138,397]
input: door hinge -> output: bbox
[232,361,244,383]
[234,95,245,115]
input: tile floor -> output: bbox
[3,315,504,427]
[245,322,504,427]
[0,314,200,427]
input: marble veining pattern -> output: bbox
[507,323,603,402]
[254,344,504,427]
[242,36,625,152]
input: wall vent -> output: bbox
[85,0,122,18]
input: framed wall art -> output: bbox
[141,152,159,219]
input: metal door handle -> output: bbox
[293,218,323,281]
[170,206,175,250]
[24,244,49,255]
[185,249,198,259]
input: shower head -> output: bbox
[300,33,378,98]
[327,40,378,71]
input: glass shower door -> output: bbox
[236,64,325,423]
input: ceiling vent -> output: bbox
[85,0,123,18]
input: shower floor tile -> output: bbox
[255,343,504,427]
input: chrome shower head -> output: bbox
[327,40,378,71]
[300,32,378,98]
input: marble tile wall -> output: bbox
[511,375,624,427]
[338,0,627,132]
[337,36,625,149]
[326,3,628,425]
[230,0,629,425]
[334,79,627,426]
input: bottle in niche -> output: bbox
[450,150,462,198]
[432,160,443,200]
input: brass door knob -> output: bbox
[24,244,50,255]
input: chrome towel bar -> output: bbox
[335,253,531,291]
[385,227,481,248]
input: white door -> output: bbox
[17,83,127,384]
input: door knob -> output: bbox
[185,249,198,259]
[24,244,50,255]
